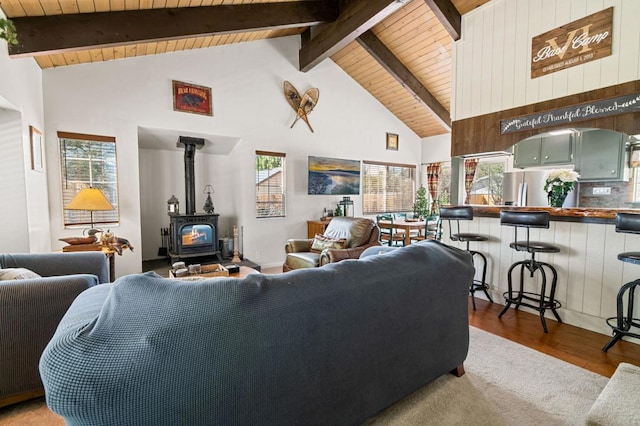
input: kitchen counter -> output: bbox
[471,206,640,224]
[442,205,640,343]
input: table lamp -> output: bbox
[65,187,114,230]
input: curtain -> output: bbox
[426,162,441,215]
[464,159,479,204]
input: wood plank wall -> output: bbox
[451,0,640,157]
[451,80,640,156]
[442,217,640,337]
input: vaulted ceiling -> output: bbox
[1,0,490,138]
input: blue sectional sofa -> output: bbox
[40,240,473,425]
[0,251,109,407]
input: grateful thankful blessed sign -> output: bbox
[531,7,613,78]
[500,92,640,134]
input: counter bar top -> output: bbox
[471,206,640,224]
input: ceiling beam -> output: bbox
[299,0,404,72]
[8,1,339,57]
[424,0,461,41]
[357,30,451,130]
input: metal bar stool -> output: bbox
[602,213,640,352]
[440,206,492,310]
[498,211,562,333]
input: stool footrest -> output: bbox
[605,317,640,337]
[472,279,490,291]
[502,291,562,310]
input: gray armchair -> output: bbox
[283,217,381,271]
[0,252,108,407]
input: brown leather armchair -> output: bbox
[283,217,381,272]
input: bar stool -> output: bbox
[440,206,493,310]
[498,211,562,333]
[602,213,640,352]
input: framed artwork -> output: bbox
[386,133,399,151]
[30,126,43,171]
[172,80,213,116]
[308,156,360,195]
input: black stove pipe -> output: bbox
[177,136,205,215]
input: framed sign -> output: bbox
[531,7,613,78]
[386,133,399,151]
[500,91,640,134]
[29,126,43,171]
[172,80,213,116]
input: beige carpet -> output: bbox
[0,327,609,425]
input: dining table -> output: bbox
[377,219,427,246]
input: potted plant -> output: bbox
[413,185,429,220]
[544,169,580,208]
[0,18,18,46]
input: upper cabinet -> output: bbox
[576,130,625,181]
[513,134,573,168]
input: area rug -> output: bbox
[0,327,608,425]
[367,326,609,425]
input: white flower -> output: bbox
[545,169,579,183]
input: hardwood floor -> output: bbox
[468,297,640,378]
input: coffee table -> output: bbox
[169,265,258,280]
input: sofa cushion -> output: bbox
[310,234,348,253]
[324,217,373,248]
[360,246,399,258]
[0,268,41,280]
[284,251,321,269]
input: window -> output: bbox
[468,156,508,205]
[255,151,285,218]
[362,161,416,214]
[437,162,451,206]
[59,132,119,227]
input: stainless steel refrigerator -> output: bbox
[503,170,578,207]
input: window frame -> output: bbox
[362,160,416,215]
[255,150,286,219]
[59,131,119,228]
[468,155,508,206]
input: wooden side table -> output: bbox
[62,244,117,282]
[307,219,332,238]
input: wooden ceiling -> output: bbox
[0,0,490,138]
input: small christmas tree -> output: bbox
[413,185,429,219]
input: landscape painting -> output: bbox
[308,156,360,195]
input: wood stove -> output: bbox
[168,136,221,262]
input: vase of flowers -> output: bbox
[544,169,580,208]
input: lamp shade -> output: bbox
[65,188,114,212]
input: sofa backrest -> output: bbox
[0,252,109,283]
[41,240,473,426]
[323,216,376,248]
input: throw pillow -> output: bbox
[310,234,347,253]
[0,268,42,280]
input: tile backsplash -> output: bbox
[578,181,632,208]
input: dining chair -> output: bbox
[376,214,405,246]
[410,217,442,243]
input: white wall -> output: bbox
[453,0,640,120]
[44,36,421,273]
[0,32,49,253]
[421,134,451,164]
